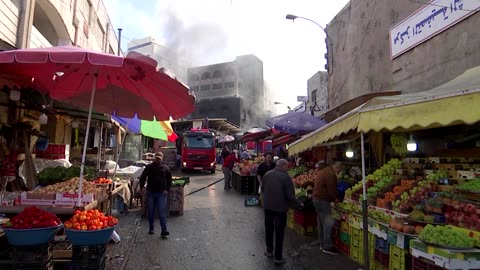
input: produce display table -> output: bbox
[0,197,109,215]
[232,171,257,195]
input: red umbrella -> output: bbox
[0,46,195,205]
[0,46,194,120]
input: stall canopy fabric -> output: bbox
[0,46,195,120]
[111,115,178,142]
[239,128,276,142]
[266,111,327,134]
[288,65,480,156]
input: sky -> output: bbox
[103,0,350,114]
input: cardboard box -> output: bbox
[457,170,478,179]
[25,192,56,200]
[20,192,55,206]
[55,193,94,206]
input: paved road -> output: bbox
[108,169,362,270]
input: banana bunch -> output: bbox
[390,134,407,155]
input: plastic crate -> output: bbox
[389,245,409,270]
[72,245,106,270]
[374,249,389,268]
[340,232,350,245]
[375,236,389,254]
[411,256,446,270]
[293,222,316,236]
[293,210,317,226]
[10,243,52,264]
[338,241,350,256]
[375,261,389,270]
[340,221,349,233]
[11,260,53,270]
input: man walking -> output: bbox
[139,152,172,236]
[222,151,239,190]
[262,159,302,265]
[256,152,275,194]
[313,161,342,255]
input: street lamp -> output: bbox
[286,14,333,75]
[274,101,292,111]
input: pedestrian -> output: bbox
[139,152,172,236]
[256,152,275,194]
[222,151,239,190]
[221,146,230,164]
[312,161,342,255]
[262,159,303,265]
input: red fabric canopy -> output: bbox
[0,46,195,120]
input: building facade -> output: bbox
[0,0,119,53]
[325,0,480,109]
[187,55,266,129]
[126,37,190,84]
[306,71,328,117]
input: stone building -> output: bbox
[325,0,480,109]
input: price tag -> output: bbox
[396,233,405,249]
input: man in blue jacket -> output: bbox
[262,159,303,265]
[140,152,172,236]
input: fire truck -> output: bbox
[181,128,216,174]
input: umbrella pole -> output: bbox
[97,122,104,171]
[78,75,98,207]
[361,132,370,270]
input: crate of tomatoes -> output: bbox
[64,209,118,246]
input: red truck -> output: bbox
[181,129,216,174]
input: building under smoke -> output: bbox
[187,55,266,130]
[126,37,190,84]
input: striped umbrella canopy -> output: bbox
[112,115,178,142]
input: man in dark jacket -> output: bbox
[262,159,303,265]
[312,161,342,255]
[256,152,275,194]
[140,152,172,236]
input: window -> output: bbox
[189,74,200,81]
[311,89,317,103]
[200,84,211,91]
[201,72,211,80]
[185,136,214,149]
[224,82,235,88]
[212,70,222,78]
[87,0,93,26]
[212,83,222,90]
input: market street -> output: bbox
[107,170,361,270]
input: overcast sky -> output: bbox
[104,0,350,114]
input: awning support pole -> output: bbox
[361,131,370,270]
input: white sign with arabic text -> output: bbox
[390,0,479,58]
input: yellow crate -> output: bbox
[341,221,350,233]
[389,245,408,270]
[293,222,316,236]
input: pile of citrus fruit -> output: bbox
[64,209,118,231]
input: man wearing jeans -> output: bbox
[313,161,342,255]
[139,152,172,236]
[262,159,303,265]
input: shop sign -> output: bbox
[390,0,480,58]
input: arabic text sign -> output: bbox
[390,0,479,59]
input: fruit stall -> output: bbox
[329,158,480,270]
[231,157,264,194]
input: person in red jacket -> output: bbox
[222,151,239,190]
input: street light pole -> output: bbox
[286,14,333,76]
[274,101,292,111]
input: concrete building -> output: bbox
[325,0,480,109]
[126,37,190,84]
[187,55,266,129]
[306,71,328,117]
[0,0,119,53]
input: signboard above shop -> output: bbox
[390,0,479,59]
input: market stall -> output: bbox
[286,67,480,270]
[0,46,195,270]
[231,157,264,194]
